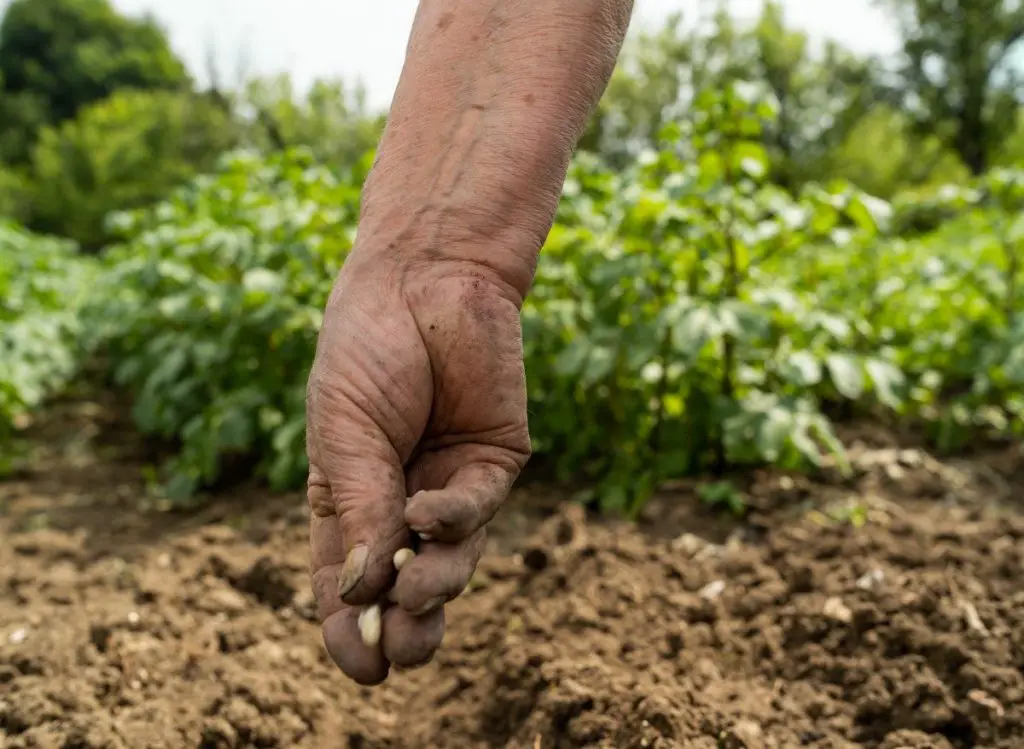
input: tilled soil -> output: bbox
[2,400,1024,748]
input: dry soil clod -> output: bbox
[358,604,382,647]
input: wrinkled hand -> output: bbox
[305,251,531,685]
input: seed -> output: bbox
[357,604,381,647]
[393,548,415,571]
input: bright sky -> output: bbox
[99,0,900,111]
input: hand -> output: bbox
[305,249,532,685]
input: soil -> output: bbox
[3,395,1024,748]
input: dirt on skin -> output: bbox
[2,397,1024,748]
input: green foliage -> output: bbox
[236,74,385,173]
[0,0,189,164]
[84,148,363,500]
[526,84,894,515]
[698,481,746,516]
[79,79,1024,513]
[0,164,29,221]
[581,2,880,188]
[830,106,970,198]
[0,223,95,447]
[28,89,239,250]
[877,0,1024,174]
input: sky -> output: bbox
[100,0,901,111]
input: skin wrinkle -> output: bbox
[358,1,633,297]
[320,307,427,456]
[359,9,488,263]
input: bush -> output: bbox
[29,89,238,250]
[86,148,362,499]
[0,223,95,449]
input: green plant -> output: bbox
[697,480,746,516]
[80,86,1024,514]
[85,147,362,499]
[0,223,95,461]
[523,83,905,516]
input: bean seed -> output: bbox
[357,604,381,647]
[393,548,415,571]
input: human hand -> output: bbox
[305,250,531,685]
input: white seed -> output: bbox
[418,532,433,542]
[357,604,382,647]
[393,548,416,571]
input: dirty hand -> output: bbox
[303,0,633,687]
[304,247,531,685]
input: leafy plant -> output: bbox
[84,147,362,499]
[0,223,95,460]
[75,86,1024,513]
[697,480,746,516]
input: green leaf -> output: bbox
[784,351,822,387]
[553,337,590,377]
[826,353,865,399]
[865,359,905,409]
[671,305,715,360]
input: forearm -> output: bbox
[355,0,634,299]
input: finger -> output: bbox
[393,529,487,615]
[308,452,412,608]
[321,606,389,686]
[381,605,445,669]
[405,462,515,543]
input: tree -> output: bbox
[28,89,238,250]
[878,0,1024,174]
[829,105,969,197]
[235,74,385,172]
[746,2,879,188]
[0,0,189,164]
[579,3,879,189]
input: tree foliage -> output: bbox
[878,0,1024,174]
[28,89,239,250]
[580,3,880,189]
[235,74,385,172]
[2,0,1023,514]
[0,0,189,163]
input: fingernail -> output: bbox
[411,596,445,616]
[357,604,381,647]
[337,545,369,599]
[393,548,415,571]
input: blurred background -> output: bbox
[0,0,1022,510]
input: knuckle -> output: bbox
[307,477,334,518]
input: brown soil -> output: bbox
[2,396,1024,748]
